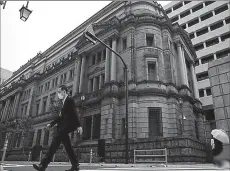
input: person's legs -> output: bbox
[40,136,62,168]
[62,133,79,168]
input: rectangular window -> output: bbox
[173,3,183,11]
[55,77,58,86]
[197,72,209,81]
[206,88,212,96]
[36,129,42,145]
[92,114,101,139]
[147,62,157,81]
[47,82,50,90]
[146,34,155,46]
[28,131,34,147]
[101,74,105,87]
[184,1,191,5]
[90,78,93,93]
[103,49,106,61]
[122,37,127,50]
[214,5,228,15]
[69,69,74,80]
[121,118,125,135]
[83,116,92,140]
[194,43,204,51]
[36,101,40,116]
[201,12,213,21]
[201,55,214,64]
[188,18,199,27]
[206,38,219,47]
[221,32,230,42]
[195,60,199,66]
[148,107,163,138]
[166,8,172,14]
[181,24,187,30]
[24,105,28,116]
[216,48,230,59]
[204,1,214,6]
[42,98,47,113]
[225,17,230,24]
[43,130,49,146]
[104,118,108,134]
[92,54,96,65]
[192,3,203,13]
[61,75,64,84]
[189,33,195,39]
[63,73,67,83]
[196,27,209,37]
[210,21,224,31]
[180,10,190,18]
[171,16,179,23]
[97,52,102,63]
[52,79,55,88]
[199,89,204,97]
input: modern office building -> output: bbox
[0,68,13,85]
[1,1,207,163]
[164,1,230,135]
[208,55,230,138]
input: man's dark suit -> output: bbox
[40,96,81,168]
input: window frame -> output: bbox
[146,58,158,81]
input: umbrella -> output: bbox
[211,129,229,144]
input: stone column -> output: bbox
[177,43,189,86]
[110,37,117,81]
[105,40,111,83]
[99,75,103,90]
[73,59,81,95]
[12,93,20,118]
[93,77,97,92]
[79,56,86,93]
[1,99,10,122]
[190,63,199,99]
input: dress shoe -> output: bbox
[33,164,46,171]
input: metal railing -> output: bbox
[133,148,168,167]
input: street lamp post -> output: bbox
[82,24,129,164]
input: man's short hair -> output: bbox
[59,85,68,93]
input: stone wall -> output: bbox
[5,137,208,163]
[208,55,230,137]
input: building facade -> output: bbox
[208,55,230,138]
[0,1,207,163]
[163,1,230,135]
[0,68,13,85]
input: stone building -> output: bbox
[0,1,207,162]
[208,55,230,138]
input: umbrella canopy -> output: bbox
[211,129,229,144]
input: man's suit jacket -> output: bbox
[50,96,81,130]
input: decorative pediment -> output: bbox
[75,16,121,50]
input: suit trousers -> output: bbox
[41,126,78,167]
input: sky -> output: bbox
[1,1,171,72]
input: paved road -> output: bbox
[2,163,228,171]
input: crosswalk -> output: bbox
[2,163,230,171]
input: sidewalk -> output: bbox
[1,161,215,168]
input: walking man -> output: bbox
[33,85,83,171]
